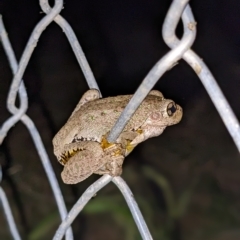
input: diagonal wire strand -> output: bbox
[39,0,100,92]
[3,0,63,140]
[53,175,113,240]
[0,187,21,240]
[0,166,21,240]
[53,176,153,240]
[162,3,240,152]
[112,177,153,240]
[107,0,196,143]
[0,16,73,240]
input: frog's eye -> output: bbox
[167,102,177,116]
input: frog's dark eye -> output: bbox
[167,102,177,116]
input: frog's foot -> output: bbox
[117,130,144,156]
[106,155,124,176]
[95,155,124,176]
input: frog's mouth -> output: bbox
[59,148,81,165]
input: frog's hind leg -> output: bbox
[61,141,106,184]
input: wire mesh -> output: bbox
[0,0,240,239]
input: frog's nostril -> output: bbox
[167,102,177,116]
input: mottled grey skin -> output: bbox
[53,89,183,184]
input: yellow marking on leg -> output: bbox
[126,140,136,154]
[137,129,143,134]
[101,135,114,149]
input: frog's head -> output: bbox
[140,98,183,140]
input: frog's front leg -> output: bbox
[117,131,140,156]
[70,89,101,117]
[61,141,107,184]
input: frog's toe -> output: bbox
[107,155,124,176]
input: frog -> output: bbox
[53,89,183,184]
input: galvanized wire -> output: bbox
[107,0,240,152]
[39,0,100,92]
[0,187,21,240]
[0,0,150,238]
[53,175,113,240]
[0,167,21,240]
[112,177,153,240]
[0,15,73,240]
[161,2,240,152]
[1,0,240,239]
[107,0,196,143]
[4,0,64,139]
[53,176,153,240]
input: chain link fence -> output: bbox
[1,0,240,239]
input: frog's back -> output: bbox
[70,94,162,142]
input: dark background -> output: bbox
[1,0,240,239]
